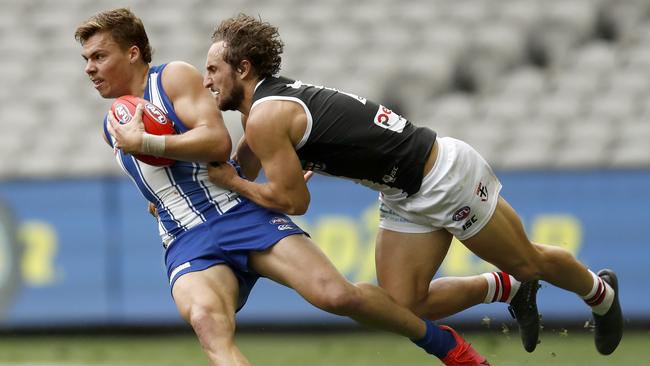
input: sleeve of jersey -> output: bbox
[102,114,114,148]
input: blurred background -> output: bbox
[0,0,649,364]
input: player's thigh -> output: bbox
[172,264,240,322]
[249,234,350,301]
[461,196,541,272]
[376,228,452,303]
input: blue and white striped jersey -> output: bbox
[103,64,240,248]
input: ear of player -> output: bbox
[110,95,176,167]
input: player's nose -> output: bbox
[202,74,211,89]
[84,60,96,75]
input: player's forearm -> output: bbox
[164,126,230,163]
[230,176,309,215]
[237,158,261,181]
[233,138,261,180]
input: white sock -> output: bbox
[481,272,521,304]
[582,270,615,315]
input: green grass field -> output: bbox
[0,329,646,366]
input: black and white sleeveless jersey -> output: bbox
[251,76,437,197]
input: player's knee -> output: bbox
[537,244,577,275]
[313,282,363,315]
[187,304,235,343]
[498,246,545,282]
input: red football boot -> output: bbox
[439,326,491,366]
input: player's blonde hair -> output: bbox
[75,8,152,63]
[212,14,283,78]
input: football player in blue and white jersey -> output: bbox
[75,8,489,366]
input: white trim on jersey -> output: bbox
[253,78,266,93]
[134,162,188,230]
[149,72,168,114]
[250,96,313,150]
[113,150,183,244]
[197,172,226,214]
[164,168,207,224]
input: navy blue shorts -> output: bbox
[164,199,305,311]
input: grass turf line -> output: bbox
[0,330,646,365]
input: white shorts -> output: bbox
[379,137,502,240]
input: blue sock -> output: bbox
[411,320,457,359]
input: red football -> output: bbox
[111,95,176,166]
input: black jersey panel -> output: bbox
[252,76,437,196]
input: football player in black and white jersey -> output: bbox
[205,14,623,358]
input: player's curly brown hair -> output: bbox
[75,8,152,63]
[212,14,283,79]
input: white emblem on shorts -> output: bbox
[476,182,489,202]
[453,206,471,221]
[270,217,289,225]
[277,224,295,231]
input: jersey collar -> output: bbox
[254,78,266,93]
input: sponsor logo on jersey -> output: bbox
[476,182,489,202]
[270,217,290,225]
[373,105,407,133]
[114,103,132,124]
[277,224,295,231]
[452,206,471,221]
[145,103,168,124]
[382,165,399,183]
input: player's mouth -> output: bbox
[92,78,104,90]
[211,89,220,98]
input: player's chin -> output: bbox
[95,86,109,98]
[219,98,237,112]
[217,101,228,111]
[99,89,117,99]
[94,81,106,92]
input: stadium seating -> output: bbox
[1,0,649,178]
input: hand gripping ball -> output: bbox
[111,95,176,166]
